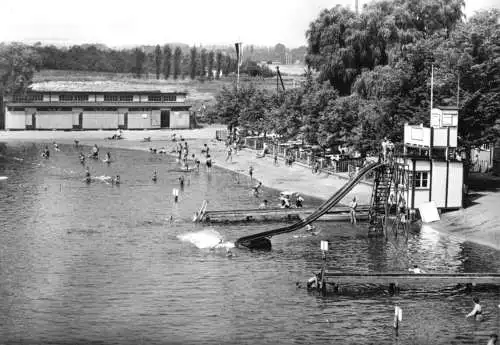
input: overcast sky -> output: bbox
[1,0,498,48]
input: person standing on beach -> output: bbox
[349,196,357,225]
[249,166,254,180]
[202,143,210,157]
[274,153,278,166]
[232,141,238,155]
[381,137,388,162]
[296,194,304,208]
[225,146,232,162]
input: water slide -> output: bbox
[235,162,384,249]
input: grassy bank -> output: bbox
[33,69,305,110]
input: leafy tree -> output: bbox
[0,43,41,94]
[173,46,182,80]
[0,43,41,129]
[189,46,197,80]
[134,48,146,78]
[163,45,172,79]
[216,51,223,79]
[200,48,207,77]
[446,9,500,170]
[154,44,162,79]
[207,51,215,80]
[305,0,465,95]
[299,79,338,145]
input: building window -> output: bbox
[74,95,89,102]
[119,95,133,102]
[13,94,43,102]
[148,95,162,102]
[59,95,74,102]
[104,95,119,102]
[163,94,176,102]
[414,172,429,188]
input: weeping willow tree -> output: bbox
[305,0,465,95]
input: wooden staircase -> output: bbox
[369,164,394,232]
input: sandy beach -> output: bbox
[1,125,498,250]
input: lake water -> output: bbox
[0,142,499,345]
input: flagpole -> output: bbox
[429,64,434,160]
[235,42,241,91]
[237,57,240,91]
[430,64,434,111]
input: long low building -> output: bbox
[2,82,193,130]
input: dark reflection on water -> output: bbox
[0,143,499,345]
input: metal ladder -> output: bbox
[369,164,394,233]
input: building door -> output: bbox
[124,112,128,129]
[161,110,170,128]
[72,112,83,129]
[32,113,36,130]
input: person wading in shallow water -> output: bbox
[253,181,262,196]
[206,155,212,172]
[349,196,357,225]
[466,297,483,321]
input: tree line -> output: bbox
[37,44,241,80]
[213,0,499,159]
[0,42,280,88]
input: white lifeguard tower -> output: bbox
[395,106,463,211]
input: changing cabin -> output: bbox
[395,106,463,211]
[3,82,192,130]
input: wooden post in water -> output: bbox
[320,241,328,296]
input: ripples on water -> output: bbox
[0,142,499,345]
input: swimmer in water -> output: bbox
[152,170,158,182]
[112,175,120,185]
[84,166,91,183]
[104,152,111,163]
[179,176,185,187]
[53,142,60,151]
[466,297,483,321]
[408,265,425,274]
[305,224,315,232]
[90,144,99,159]
[42,146,50,158]
[79,152,86,165]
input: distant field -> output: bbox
[34,70,306,109]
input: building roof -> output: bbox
[30,81,188,94]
